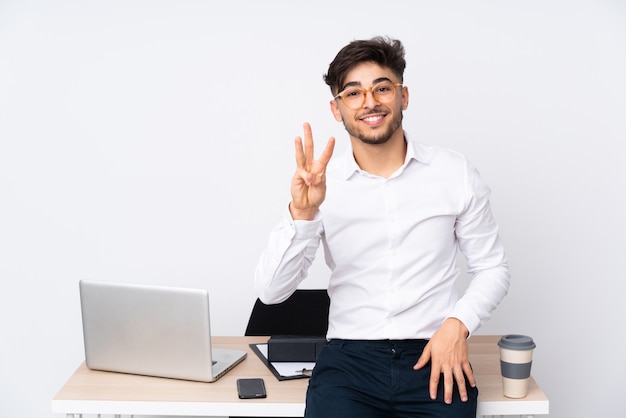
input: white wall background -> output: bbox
[1,0,625,417]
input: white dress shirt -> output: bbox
[255,136,510,340]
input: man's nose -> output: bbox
[362,90,379,108]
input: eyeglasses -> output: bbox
[334,81,402,110]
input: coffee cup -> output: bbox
[497,334,536,398]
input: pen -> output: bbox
[295,368,313,376]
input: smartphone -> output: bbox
[236,378,267,399]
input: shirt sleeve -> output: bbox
[447,161,511,335]
[254,205,324,304]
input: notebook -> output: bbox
[79,280,247,382]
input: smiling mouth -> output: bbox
[360,113,386,126]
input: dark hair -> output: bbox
[324,36,406,95]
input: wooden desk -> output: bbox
[52,335,548,417]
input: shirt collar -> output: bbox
[337,132,432,180]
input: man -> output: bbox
[255,36,510,418]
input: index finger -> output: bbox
[318,136,336,168]
[429,362,441,401]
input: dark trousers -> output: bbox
[304,339,478,418]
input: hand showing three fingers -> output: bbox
[290,122,335,220]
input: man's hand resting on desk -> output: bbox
[413,317,476,405]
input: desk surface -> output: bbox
[52,335,548,417]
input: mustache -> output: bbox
[356,107,387,119]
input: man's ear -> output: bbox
[401,85,409,111]
[330,100,343,122]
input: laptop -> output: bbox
[79,280,247,382]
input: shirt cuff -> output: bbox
[282,206,323,239]
[445,307,481,337]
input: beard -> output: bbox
[342,108,404,145]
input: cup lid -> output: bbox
[498,334,536,350]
